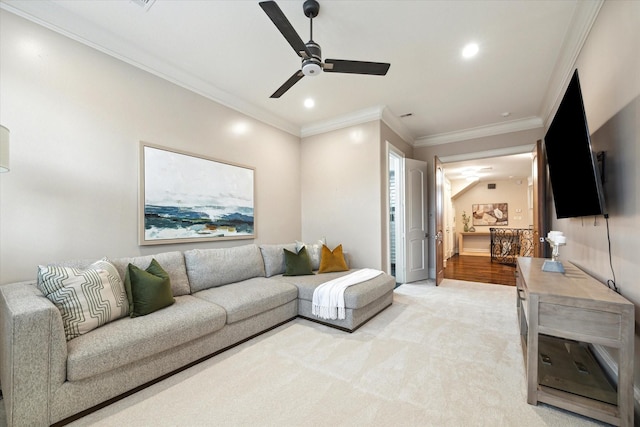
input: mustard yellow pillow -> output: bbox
[318,244,349,273]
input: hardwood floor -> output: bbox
[444,254,516,286]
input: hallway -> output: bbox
[444,255,516,286]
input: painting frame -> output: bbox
[472,203,508,226]
[139,142,256,245]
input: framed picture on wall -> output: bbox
[472,203,508,226]
[139,142,255,245]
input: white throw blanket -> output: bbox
[312,268,383,320]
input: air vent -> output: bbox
[130,0,156,11]
[488,183,496,189]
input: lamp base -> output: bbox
[542,260,565,273]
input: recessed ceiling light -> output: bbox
[462,42,479,59]
[304,98,315,109]
[501,112,511,117]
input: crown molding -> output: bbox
[0,1,301,137]
[438,144,535,164]
[539,0,604,129]
[381,107,416,146]
[299,105,384,138]
[414,116,543,147]
[301,105,415,144]
[3,0,602,143]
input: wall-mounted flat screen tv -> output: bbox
[544,69,607,219]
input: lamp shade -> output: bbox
[0,125,9,172]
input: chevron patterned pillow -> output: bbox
[37,259,129,341]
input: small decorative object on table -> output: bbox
[462,211,470,232]
[542,230,566,272]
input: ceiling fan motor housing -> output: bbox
[302,41,322,76]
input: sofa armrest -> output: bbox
[0,281,67,427]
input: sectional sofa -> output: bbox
[0,243,395,427]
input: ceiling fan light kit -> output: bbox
[302,40,322,76]
[302,61,322,76]
[259,0,391,98]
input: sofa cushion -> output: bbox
[124,259,175,317]
[111,251,190,297]
[274,269,395,310]
[66,295,226,381]
[36,259,129,341]
[318,244,349,273]
[259,243,297,277]
[184,245,266,292]
[283,247,314,276]
[193,277,298,324]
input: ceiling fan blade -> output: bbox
[324,59,390,76]
[270,71,304,98]
[259,1,311,58]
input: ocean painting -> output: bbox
[140,143,255,245]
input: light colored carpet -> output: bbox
[1,279,606,426]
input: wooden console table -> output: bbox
[458,231,490,256]
[516,257,634,426]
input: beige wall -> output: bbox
[381,122,414,159]
[300,121,383,269]
[0,10,413,284]
[299,120,412,272]
[452,179,531,235]
[545,1,640,380]
[551,0,639,300]
[0,11,301,284]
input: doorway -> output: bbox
[388,148,405,284]
[388,145,429,285]
[435,145,542,284]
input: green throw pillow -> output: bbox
[124,258,175,317]
[283,246,314,276]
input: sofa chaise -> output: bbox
[0,243,395,427]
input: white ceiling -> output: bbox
[443,153,533,184]
[1,0,601,146]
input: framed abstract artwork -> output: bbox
[472,203,508,226]
[139,142,255,245]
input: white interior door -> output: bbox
[444,177,453,261]
[405,158,429,283]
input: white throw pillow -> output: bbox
[37,258,129,341]
[296,238,326,271]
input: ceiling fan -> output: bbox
[259,0,391,98]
